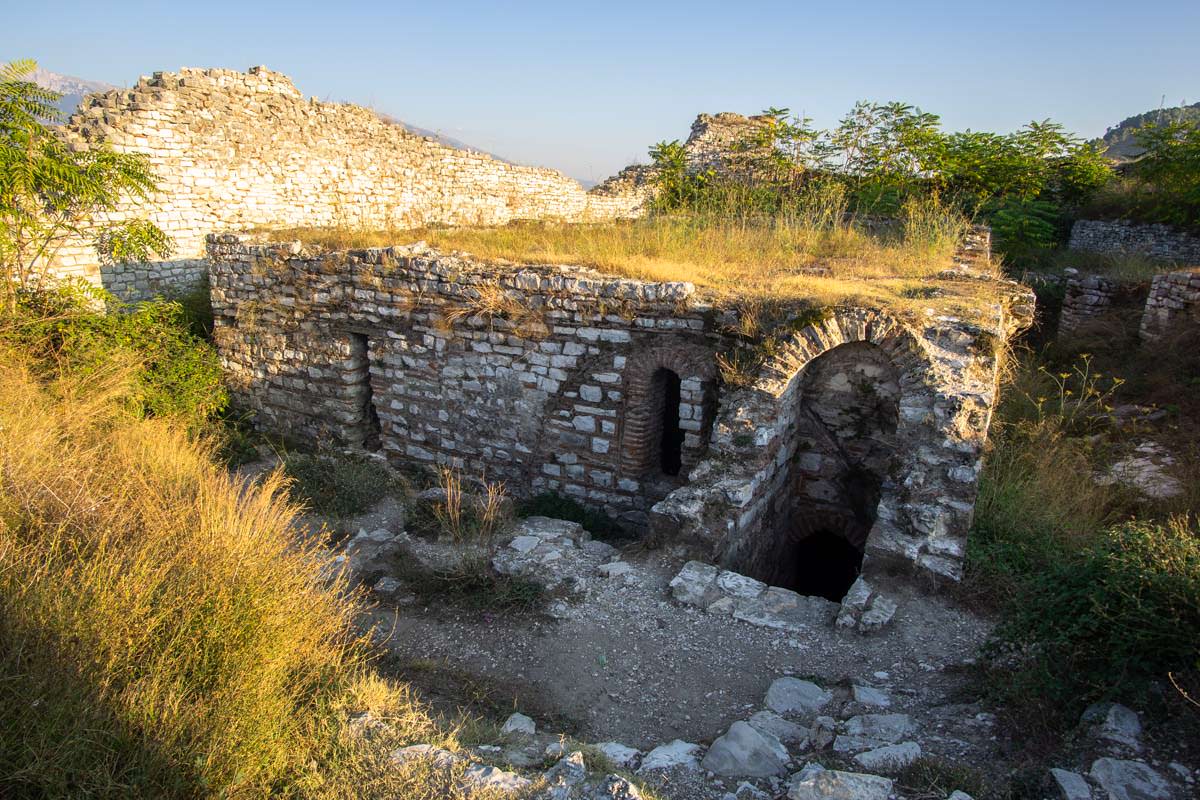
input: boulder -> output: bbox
[461,763,532,793]
[501,712,536,736]
[853,742,921,773]
[748,710,809,746]
[851,685,891,708]
[1082,703,1142,750]
[544,751,587,786]
[639,739,702,772]
[765,677,832,717]
[701,720,789,777]
[1050,768,1093,800]
[596,741,641,769]
[844,713,917,743]
[1089,758,1171,800]
[788,768,894,800]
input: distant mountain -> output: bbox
[1099,101,1200,161]
[31,67,117,117]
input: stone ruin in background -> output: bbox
[48,65,1036,603]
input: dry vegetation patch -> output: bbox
[267,212,1009,322]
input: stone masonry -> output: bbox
[46,66,648,299]
[209,232,1032,585]
[1140,269,1200,341]
[1069,219,1200,264]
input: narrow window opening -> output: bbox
[655,368,684,476]
[348,333,382,451]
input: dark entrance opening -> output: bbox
[348,332,382,451]
[778,529,865,601]
[654,368,683,476]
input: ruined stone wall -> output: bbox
[207,236,716,528]
[652,241,1034,584]
[1057,273,1153,338]
[1140,269,1200,341]
[49,67,648,299]
[1069,219,1200,264]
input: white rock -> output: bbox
[501,712,536,736]
[1050,768,1093,800]
[389,743,458,768]
[602,774,645,799]
[853,742,921,773]
[669,561,719,606]
[948,792,975,800]
[544,751,587,786]
[701,720,789,777]
[597,561,634,578]
[508,535,541,553]
[639,739,703,772]
[748,710,809,745]
[851,685,891,708]
[1082,703,1142,750]
[844,713,916,743]
[788,768,894,800]
[461,763,532,793]
[1089,758,1172,800]
[596,742,641,769]
[765,677,832,717]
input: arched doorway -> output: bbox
[759,341,900,600]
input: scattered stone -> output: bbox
[809,716,836,750]
[1050,768,1093,800]
[597,561,634,578]
[544,741,568,759]
[544,751,587,786]
[1089,758,1171,800]
[748,710,809,745]
[844,713,917,743]
[1082,703,1142,750]
[582,540,618,559]
[389,744,458,769]
[948,792,975,800]
[461,763,532,793]
[639,739,703,772]
[596,742,641,769]
[851,685,891,708]
[601,774,645,800]
[501,712,536,736]
[723,782,773,800]
[670,561,838,632]
[765,677,832,717]
[788,767,894,800]
[835,577,898,633]
[372,576,402,595]
[853,742,921,773]
[701,720,789,777]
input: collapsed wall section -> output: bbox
[207,235,716,527]
[50,67,648,298]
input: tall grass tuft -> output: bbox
[0,355,469,797]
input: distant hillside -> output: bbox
[1099,101,1200,161]
[31,67,117,117]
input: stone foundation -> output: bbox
[1140,269,1200,341]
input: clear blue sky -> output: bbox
[5,0,1198,182]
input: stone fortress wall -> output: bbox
[49,66,649,299]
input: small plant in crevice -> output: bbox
[282,451,396,518]
[426,466,513,551]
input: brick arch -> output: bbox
[617,342,719,480]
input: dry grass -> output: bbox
[268,204,1006,321]
[0,354,513,798]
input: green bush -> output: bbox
[283,451,396,518]
[1,282,226,430]
[985,517,1200,705]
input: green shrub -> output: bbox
[1,282,226,430]
[985,516,1200,706]
[282,451,396,518]
[395,556,546,612]
[516,491,629,541]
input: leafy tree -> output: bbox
[0,58,172,301]
[647,139,713,211]
[1132,121,1200,226]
